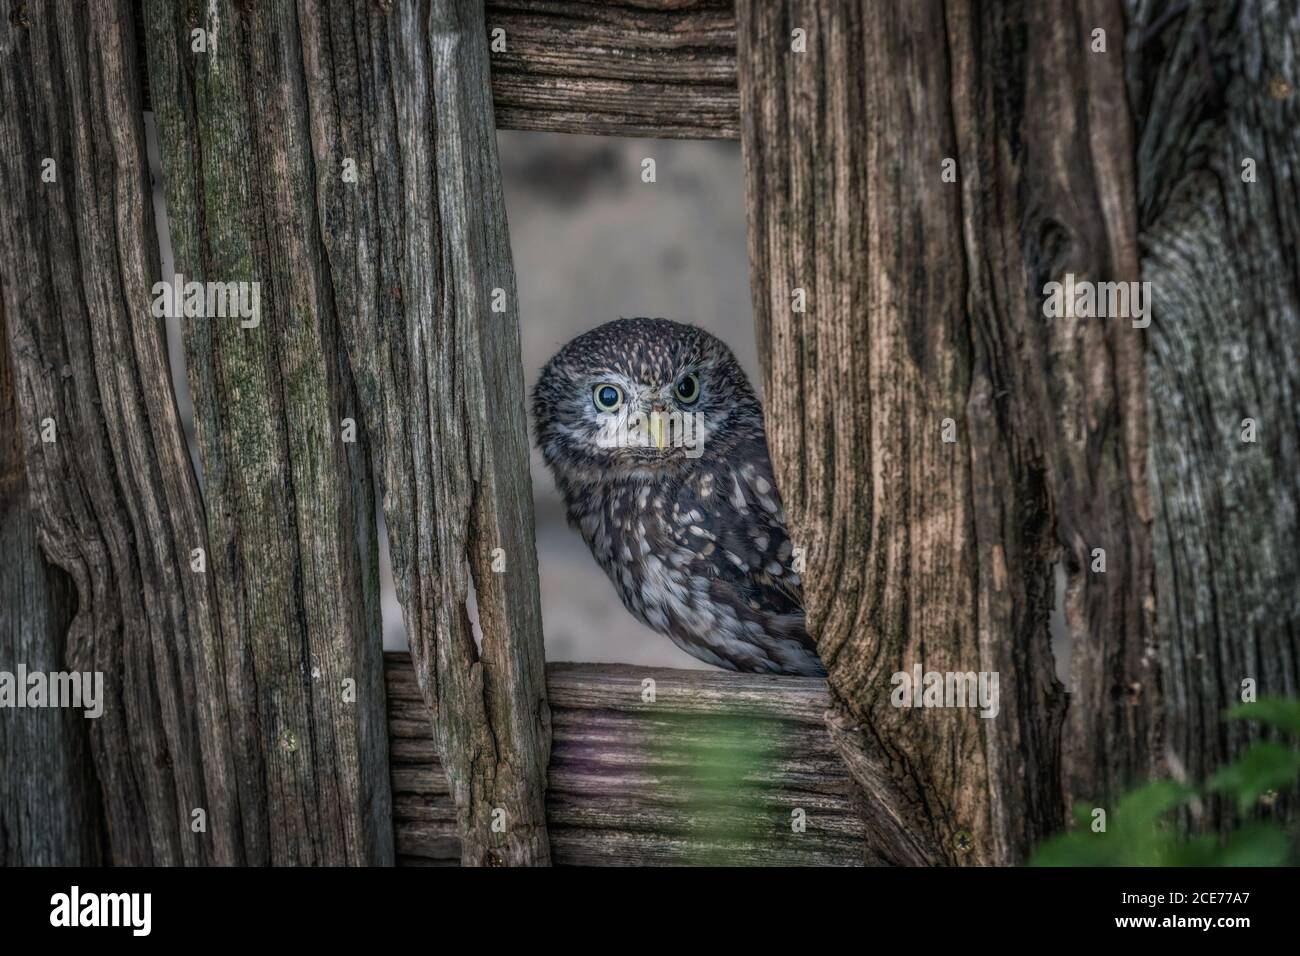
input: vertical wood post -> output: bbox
[147,0,552,865]
[0,0,245,865]
[739,0,1156,864]
[1130,0,1300,828]
[143,0,394,865]
[303,0,553,867]
[0,305,102,865]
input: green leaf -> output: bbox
[1225,697,1300,735]
[1206,742,1300,813]
[1030,698,1300,867]
[1112,779,1195,828]
[1029,831,1120,867]
[1216,823,1292,866]
[1164,834,1228,867]
[1029,784,1196,867]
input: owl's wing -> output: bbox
[669,440,810,630]
[638,434,823,676]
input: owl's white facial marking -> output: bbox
[533,317,760,485]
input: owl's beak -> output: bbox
[647,411,668,450]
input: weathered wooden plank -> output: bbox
[1022,0,1158,819]
[0,305,101,865]
[486,0,740,138]
[0,0,246,865]
[392,798,459,824]
[738,0,1155,864]
[546,828,864,867]
[130,1,741,140]
[142,0,393,865]
[543,662,833,722]
[394,821,464,861]
[391,767,453,795]
[385,654,866,865]
[292,0,553,866]
[943,0,1157,817]
[545,789,861,828]
[1128,0,1300,828]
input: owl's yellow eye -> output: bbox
[675,373,700,405]
[593,383,623,412]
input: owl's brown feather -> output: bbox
[533,317,824,676]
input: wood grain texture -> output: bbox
[1128,0,1300,828]
[0,304,102,865]
[739,0,1156,864]
[385,654,868,865]
[0,0,244,864]
[142,0,393,865]
[485,0,739,138]
[950,0,1159,818]
[277,0,552,865]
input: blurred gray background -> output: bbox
[499,131,756,668]
[148,122,758,669]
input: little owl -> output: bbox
[533,317,824,677]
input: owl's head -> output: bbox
[532,317,762,483]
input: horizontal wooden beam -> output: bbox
[385,653,866,865]
[486,0,740,139]
[134,3,739,140]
